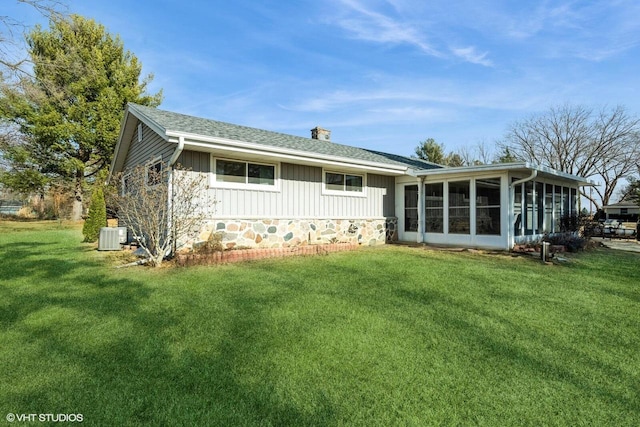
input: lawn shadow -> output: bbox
[1,238,339,425]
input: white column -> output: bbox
[417,178,424,243]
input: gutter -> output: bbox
[510,170,537,188]
[168,136,185,167]
[166,132,409,175]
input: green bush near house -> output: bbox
[1,221,639,426]
[82,184,107,242]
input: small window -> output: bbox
[147,159,162,186]
[122,174,132,195]
[325,172,363,193]
[215,159,275,187]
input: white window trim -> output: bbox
[146,156,163,188]
[322,169,367,197]
[121,172,131,196]
[210,156,280,192]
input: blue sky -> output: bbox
[7,0,640,157]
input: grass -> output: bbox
[0,221,639,426]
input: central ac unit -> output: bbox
[98,227,127,251]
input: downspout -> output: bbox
[167,137,185,257]
[508,170,537,249]
[417,176,425,243]
[169,137,185,168]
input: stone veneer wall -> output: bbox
[196,217,398,250]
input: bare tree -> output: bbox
[501,104,640,210]
[456,140,497,166]
[109,163,210,267]
[1,1,67,75]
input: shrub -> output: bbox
[82,185,107,242]
[545,233,588,252]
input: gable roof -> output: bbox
[112,103,441,174]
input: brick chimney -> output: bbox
[311,126,331,141]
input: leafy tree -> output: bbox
[414,138,445,164]
[444,153,464,167]
[0,14,162,220]
[496,147,519,163]
[501,104,640,210]
[82,175,106,242]
[619,178,640,205]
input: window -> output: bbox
[325,172,363,193]
[536,181,544,234]
[570,188,577,216]
[476,178,500,235]
[147,159,162,186]
[449,181,470,234]
[425,183,443,233]
[554,185,562,232]
[122,174,132,196]
[404,185,418,232]
[215,159,275,187]
[525,181,534,235]
[545,184,553,233]
[514,179,523,236]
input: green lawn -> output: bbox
[1,221,639,426]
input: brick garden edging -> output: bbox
[175,243,361,266]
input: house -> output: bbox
[109,103,591,252]
[602,201,639,222]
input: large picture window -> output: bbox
[215,159,275,187]
[425,183,443,233]
[449,180,470,234]
[325,172,363,193]
[476,178,500,235]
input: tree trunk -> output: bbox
[71,173,84,221]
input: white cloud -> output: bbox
[328,0,500,64]
[450,46,493,67]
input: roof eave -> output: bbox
[110,104,172,177]
[166,130,410,175]
[415,162,591,185]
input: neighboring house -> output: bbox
[602,201,639,222]
[109,103,590,252]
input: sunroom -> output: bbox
[395,163,591,250]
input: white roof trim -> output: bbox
[416,162,590,184]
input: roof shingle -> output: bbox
[129,103,442,171]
